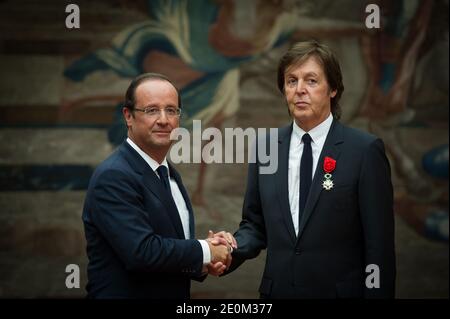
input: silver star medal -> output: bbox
[322,173,334,190]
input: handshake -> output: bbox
[205,230,237,276]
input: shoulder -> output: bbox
[337,122,388,165]
[89,146,136,187]
[339,122,381,149]
[258,124,291,143]
[278,124,292,137]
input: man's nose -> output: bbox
[156,110,169,124]
[295,80,306,94]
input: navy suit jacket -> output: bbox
[82,141,204,298]
[228,119,396,298]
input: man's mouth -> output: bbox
[153,131,171,135]
[294,101,309,107]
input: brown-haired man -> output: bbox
[82,73,231,298]
[212,40,396,298]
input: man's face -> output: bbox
[123,80,180,157]
[284,56,336,131]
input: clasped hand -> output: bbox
[205,230,237,276]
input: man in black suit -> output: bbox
[212,40,396,298]
[82,73,231,298]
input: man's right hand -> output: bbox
[205,230,234,276]
[209,230,237,250]
[206,237,230,264]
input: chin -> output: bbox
[162,140,174,147]
[155,140,171,147]
[292,111,312,122]
[148,138,170,148]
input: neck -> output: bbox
[295,112,331,132]
[145,150,167,164]
[128,136,168,164]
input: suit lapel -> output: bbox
[169,163,196,239]
[142,168,186,239]
[296,119,344,242]
[276,125,297,244]
[120,142,185,239]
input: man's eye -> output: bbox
[307,79,317,85]
[287,78,297,86]
[165,108,177,115]
[146,108,159,115]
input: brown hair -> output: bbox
[277,40,344,119]
[124,72,182,111]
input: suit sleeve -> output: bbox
[358,138,396,298]
[88,168,204,276]
[227,145,268,274]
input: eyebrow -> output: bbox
[141,104,178,108]
[304,72,318,77]
[285,71,319,78]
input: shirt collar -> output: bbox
[126,138,169,175]
[292,112,333,145]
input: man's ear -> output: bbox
[123,107,133,128]
[330,89,337,98]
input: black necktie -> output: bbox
[157,165,187,239]
[299,133,312,224]
[156,165,171,192]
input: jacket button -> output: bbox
[295,250,301,255]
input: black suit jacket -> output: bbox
[82,141,204,298]
[229,119,396,298]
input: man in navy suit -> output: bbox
[82,73,231,298]
[212,41,396,298]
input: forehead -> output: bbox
[135,79,178,105]
[285,55,325,76]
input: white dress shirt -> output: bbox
[127,138,211,265]
[288,113,333,235]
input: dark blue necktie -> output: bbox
[299,133,313,224]
[156,165,171,192]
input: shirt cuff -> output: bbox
[198,239,211,265]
